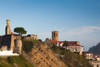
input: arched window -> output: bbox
[56,34,57,37]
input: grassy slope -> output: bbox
[51,46,92,67]
[0,55,33,67]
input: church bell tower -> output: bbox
[52,31,58,41]
[5,19,11,35]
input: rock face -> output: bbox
[28,43,67,67]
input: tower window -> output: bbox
[54,33,55,37]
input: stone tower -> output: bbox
[14,39,22,54]
[5,19,11,35]
[52,31,58,41]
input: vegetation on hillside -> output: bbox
[22,39,92,67]
[89,42,100,55]
[22,40,34,53]
[22,39,43,53]
[63,41,68,47]
[0,55,33,67]
[51,45,92,67]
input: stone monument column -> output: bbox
[5,19,11,35]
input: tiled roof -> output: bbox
[50,40,58,42]
[50,40,81,46]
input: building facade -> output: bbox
[67,45,83,55]
[82,52,93,60]
[23,34,38,40]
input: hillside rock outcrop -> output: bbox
[28,43,67,67]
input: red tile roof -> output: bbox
[50,40,80,46]
[51,40,58,42]
[68,44,81,46]
[11,32,15,35]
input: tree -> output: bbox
[14,27,27,36]
[38,39,42,42]
[63,41,68,47]
[45,38,50,42]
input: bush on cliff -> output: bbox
[23,40,34,53]
[7,57,14,64]
[52,44,58,51]
[22,39,43,53]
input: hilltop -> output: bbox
[89,42,100,55]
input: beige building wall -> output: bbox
[0,46,8,50]
[77,41,80,45]
[10,35,15,50]
[89,61,100,67]
[67,46,83,55]
[84,53,93,60]
[28,34,38,40]
[23,34,38,40]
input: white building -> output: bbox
[82,52,93,60]
[0,50,19,56]
[67,45,84,55]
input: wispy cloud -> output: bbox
[38,32,51,40]
[61,26,100,36]
[38,26,100,41]
[54,27,65,32]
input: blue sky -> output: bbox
[0,0,100,51]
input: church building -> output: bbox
[50,31,84,55]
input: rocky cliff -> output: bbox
[27,43,67,67]
[22,40,92,67]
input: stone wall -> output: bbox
[0,35,12,50]
[14,39,22,54]
[0,35,22,52]
[23,34,38,40]
[0,36,2,47]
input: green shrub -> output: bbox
[7,57,14,64]
[23,40,34,53]
[51,46,92,67]
[52,45,58,50]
